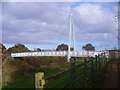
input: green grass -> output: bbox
[3,59,105,89]
[2,60,72,89]
[3,78,35,89]
[85,63,109,88]
[75,60,84,65]
[44,60,92,88]
[3,68,66,89]
[44,72,72,88]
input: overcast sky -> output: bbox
[2,2,118,50]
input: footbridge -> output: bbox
[11,14,108,62]
[11,51,104,58]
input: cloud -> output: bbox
[2,2,71,44]
[73,3,115,33]
[72,3,117,49]
[2,2,117,50]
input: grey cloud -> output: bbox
[2,2,117,50]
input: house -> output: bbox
[108,50,119,58]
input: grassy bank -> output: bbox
[2,58,84,88]
[3,57,106,88]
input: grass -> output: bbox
[2,78,35,89]
[44,72,72,88]
[3,67,66,89]
[65,59,109,88]
[2,60,83,89]
[85,62,109,88]
[44,59,93,88]
[2,58,106,89]
[44,60,86,88]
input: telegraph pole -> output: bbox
[118,1,120,50]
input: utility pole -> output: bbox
[115,1,120,57]
[118,1,120,50]
[68,14,76,62]
[118,1,120,58]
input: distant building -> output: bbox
[108,50,119,58]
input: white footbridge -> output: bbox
[11,14,108,62]
[11,51,108,60]
[11,51,102,58]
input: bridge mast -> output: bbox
[68,14,76,62]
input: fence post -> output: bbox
[100,54,104,69]
[95,55,98,71]
[35,72,45,90]
[100,54,103,67]
[82,58,87,87]
[98,54,101,72]
[103,53,105,66]
[70,57,76,80]
[117,61,120,88]
[91,57,94,82]
[104,53,107,65]
[84,58,87,77]
[103,53,106,66]
[84,58,87,68]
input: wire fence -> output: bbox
[35,54,109,89]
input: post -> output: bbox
[98,55,101,72]
[117,61,120,88]
[70,57,76,80]
[35,72,45,89]
[91,57,94,82]
[91,57,94,72]
[103,52,106,66]
[118,1,120,50]
[95,55,98,71]
[84,58,87,78]
[101,54,104,68]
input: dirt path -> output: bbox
[104,60,120,88]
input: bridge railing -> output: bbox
[11,51,103,58]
